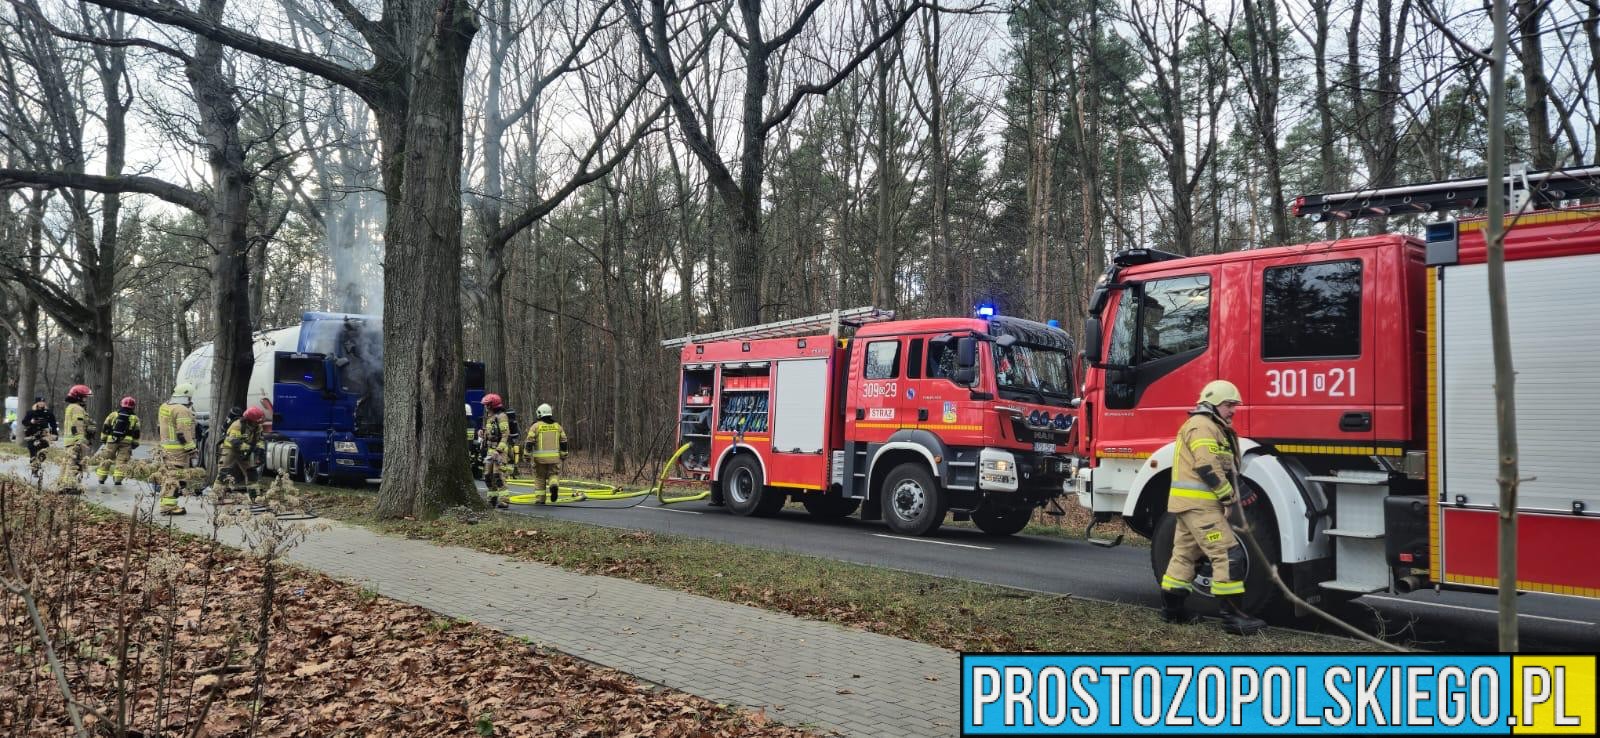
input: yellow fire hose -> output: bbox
[503,442,710,507]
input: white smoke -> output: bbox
[326,185,385,314]
[320,93,385,316]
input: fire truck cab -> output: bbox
[1074,167,1600,615]
[667,308,1077,536]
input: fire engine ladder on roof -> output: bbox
[1291,164,1600,222]
[660,306,896,348]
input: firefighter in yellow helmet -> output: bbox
[94,396,143,485]
[217,406,266,504]
[481,393,512,508]
[1159,380,1266,636]
[60,384,96,494]
[157,383,199,515]
[525,403,569,504]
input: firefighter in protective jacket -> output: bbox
[525,403,569,504]
[21,398,58,477]
[481,393,512,508]
[1159,380,1266,636]
[61,385,96,493]
[157,384,199,515]
[218,407,265,502]
[94,397,142,485]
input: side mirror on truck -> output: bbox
[1083,317,1103,364]
[953,336,978,385]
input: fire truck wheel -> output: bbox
[801,494,861,519]
[881,462,944,536]
[723,454,782,517]
[972,506,1032,536]
[1149,499,1282,616]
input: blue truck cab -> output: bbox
[267,312,486,483]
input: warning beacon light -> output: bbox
[976,303,997,319]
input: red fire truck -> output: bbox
[1071,166,1600,614]
[664,307,1077,535]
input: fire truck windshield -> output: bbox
[993,344,1073,406]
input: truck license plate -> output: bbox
[1033,442,1056,454]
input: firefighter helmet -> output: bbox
[537,403,553,418]
[120,396,137,409]
[67,384,93,401]
[171,382,195,404]
[482,393,503,411]
[242,406,266,423]
[1198,380,1242,406]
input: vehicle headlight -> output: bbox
[334,441,359,454]
[979,448,1019,491]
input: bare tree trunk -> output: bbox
[15,196,45,413]
[1586,0,1600,165]
[372,0,480,518]
[870,1,900,311]
[666,141,698,334]
[475,0,513,400]
[188,0,256,445]
[1312,0,1339,238]
[919,10,956,316]
[1484,0,1521,653]
[0,303,8,442]
[1515,0,1555,168]
[1069,1,1105,327]
[1241,0,1288,245]
[247,232,267,326]
[1025,89,1056,307]
[1348,0,1412,233]
[481,247,509,394]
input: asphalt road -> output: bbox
[502,493,1600,652]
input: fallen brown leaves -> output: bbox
[0,483,818,737]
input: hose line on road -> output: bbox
[502,442,710,509]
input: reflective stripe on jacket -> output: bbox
[527,421,567,462]
[159,403,196,449]
[485,412,512,452]
[1169,408,1238,508]
[63,404,92,445]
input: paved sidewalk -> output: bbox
[9,464,961,737]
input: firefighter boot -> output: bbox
[1160,590,1203,625]
[547,483,558,504]
[1218,595,1266,636]
[160,494,186,516]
